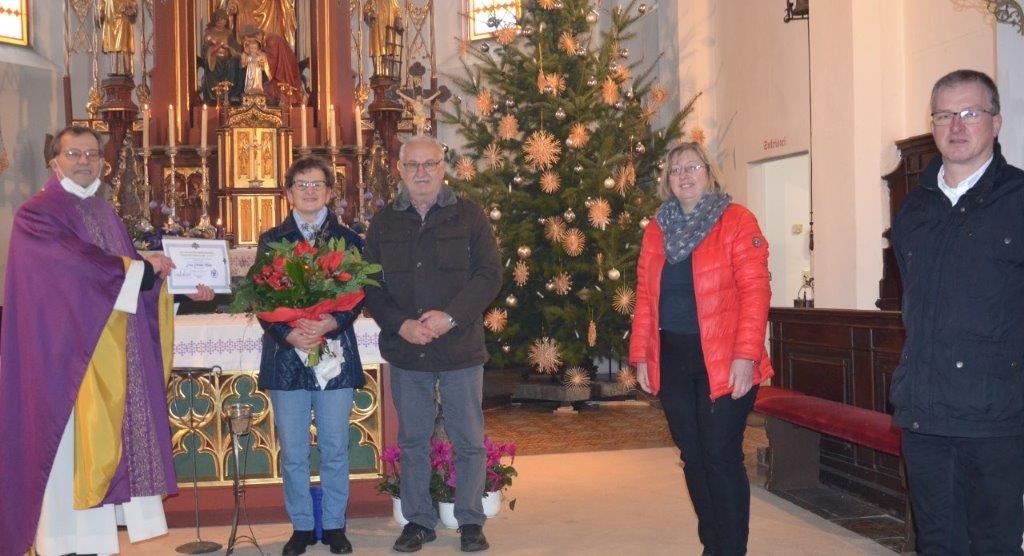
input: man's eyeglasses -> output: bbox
[402,159,442,172]
[668,162,706,177]
[63,149,102,162]
[293,180,327,191]
[931,108,995,126]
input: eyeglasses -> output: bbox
[402,159,442,172]
[668,163,706,177]
[931,108,995,126]
[293,180,327,191]
[63,149,102,162]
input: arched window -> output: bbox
[0,0,28,46]
[468,0,520,40]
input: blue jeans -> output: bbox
[390,365,486,529]
[269,388,355,531]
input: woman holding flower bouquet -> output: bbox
[250,156,366,555]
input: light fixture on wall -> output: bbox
[783,0,809,23]
[986,0,1024,35]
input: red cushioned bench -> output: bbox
[753,386,914,551]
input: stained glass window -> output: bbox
[0,0,28,46]
[468,0,520,40]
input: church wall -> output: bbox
[0,5,64,298]
[998,24,1024,168]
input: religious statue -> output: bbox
[221,0,297,50]
[201,10,243,103]
[243,28,303,105]
[363,0,404,77]
[99,0,138,75]
[396,88,440,135]
[240,36,272,96]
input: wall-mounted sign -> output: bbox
[763,137,787,151]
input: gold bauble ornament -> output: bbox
[586,8,599,23]
[517,245,532,259]
[603,176,616,189]
[607,268,621,281]
[545,280,556,292]
[639,217,651,229]
[489,207,502,221]
[506,294,518,307]
[563,208,576,223]
[501,344,512,353]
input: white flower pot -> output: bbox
[482,491,502,518]
[391,497,409,526]
[438,501,459,529]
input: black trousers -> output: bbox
[902,430,1024,555]
[658,331,757,556]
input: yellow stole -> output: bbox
[73,259,175,509]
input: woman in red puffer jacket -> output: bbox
[629,141,773,556]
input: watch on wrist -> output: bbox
[447,314,457,328]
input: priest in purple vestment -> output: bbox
[0,126,205,556]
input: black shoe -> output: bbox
[392,522,437,552]
[322,528,353,554]
[458,524,489,552]
[282,530,317,555]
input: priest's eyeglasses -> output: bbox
[293,180,327,191]
[402,159,442,172]
[668,162,706,177]
[63,149,102,162]
[931,108,995,126]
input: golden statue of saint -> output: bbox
[363,0,403,77]
[221,0,297,50]
[100,0,138,75]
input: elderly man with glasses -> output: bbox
[891,69,1024,554]
[0,126,211,555]
[364,135,501,553]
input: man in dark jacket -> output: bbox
[364,135,501,553]
[892,69,1024,554]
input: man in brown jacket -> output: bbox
[364,135,502,553]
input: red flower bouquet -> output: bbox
[230,237,381,365]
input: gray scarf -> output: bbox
[656,191,732,264]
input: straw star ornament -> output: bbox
[529,337,562,374]
[523,130,561,170]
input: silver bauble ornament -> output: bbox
[575,46,586,56]
[538,217,548,225]
[656,159,666,170]
[489,207,502,221]
[517,245,532,259]
[522,25,535,37]
[554,0,564,8]
[513,174,525,185]
[545,281,556,292]
[565,137,576,148]
[501,344,512,353]
[609,61,620,72]
[505,97,515,108]
[638,3,649,14]
[506,294,518,307]
[607,268,622,281]
[639,217,651,229]
[625,87,635,99]
[586,9,599,23]
[573,164,584,173]
[543,84,555,95]
[563,208,576,223]
[620,48,630,59]
[586,76,598,87]
[584,197,594,208]
[635,142,646,154]
[603,176,615,188]
[555,107,567,120]
[614,100,626,110]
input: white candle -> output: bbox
[355,106,363,149]
[168,104,176,148]
[142,106,150,151]
[329,104,337,149]
[201,104,208,149]
[300,105,308,148]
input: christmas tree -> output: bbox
[444,0,696,381]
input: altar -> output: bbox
[164,314,396,525]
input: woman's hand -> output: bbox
[285,329,322,352]
[186,284,215,302]
[729,358,755,399]
[636,362,651,394]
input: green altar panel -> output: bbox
[168,367,383,486]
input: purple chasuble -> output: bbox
[0,177,177,556]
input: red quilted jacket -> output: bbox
[629,203,774,399]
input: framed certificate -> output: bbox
[162,238,232,294]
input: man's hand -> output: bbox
[285,329,323,353]
[418,310,454,336]
[729,358,756,399]
[145,253,176,279]
[399,319,437,345]
[186,284,215,302]
[295,314,339,338]
[636,362,651,394]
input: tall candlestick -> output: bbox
[142,106,150,151]
[355,106,363,150]
[168,104,176,148]
[201,104,208,149]
[300,105,308,148]
[329,104,337,149]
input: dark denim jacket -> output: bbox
[255,212,367,391]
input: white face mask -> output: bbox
[52,163,101,199]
